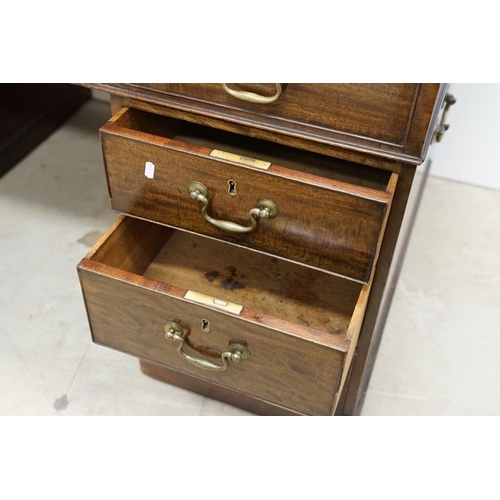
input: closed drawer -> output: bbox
[100,107,397,284]
[77,216,372,416]
[142,83,417,144]
[95,83,443,163]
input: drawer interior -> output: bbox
[112,108,393,192]
[144,228,361,336]
[87,216,364,340]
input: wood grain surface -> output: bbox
[139,358,303,415]
[144,230,361,336]
[78,216,369,415]
[75,84,444,416]
[101,108,394,283]
[83,83,445,165]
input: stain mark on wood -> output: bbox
[204,270,219,282]
[220,278,245,290]
[220,266,245,290]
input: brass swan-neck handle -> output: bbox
[222,83,283,104]
[164,321,250,372]
[188,181,278,234]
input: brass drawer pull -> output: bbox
[434,93,456,143]
[222,83,282,104]
[164,321,250,372]
[188,181,278,234]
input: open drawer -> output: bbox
[77,216,372,416]
[100,107,397,284]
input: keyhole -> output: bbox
[201,319,211,332]
[228,180,237,196]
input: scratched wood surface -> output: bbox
[144,229,362,335]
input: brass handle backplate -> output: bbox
[164,321,250,372]
[222,83,282,104]
[188,181,278,234]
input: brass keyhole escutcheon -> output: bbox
[201,319,211,332]
[228,179,237,196]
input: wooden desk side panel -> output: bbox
[338,163,417,415]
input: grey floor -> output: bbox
[1,99,499,416]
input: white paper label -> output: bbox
[144,161,155,179]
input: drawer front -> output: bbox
[90,83,444,163]
[101,108,396,283]
[77,217,369,416]
[142,83,417,145]
[80,271,344,415]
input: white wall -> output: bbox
[428,83,500,191]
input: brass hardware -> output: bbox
[209,149,271,170]
[188,181,278,234]
[228,180,237,196]
[184,290,243,314]
[201,319,211,332]
[222,84,283,104]
[164,321,250,371]
[434,94,456,143]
